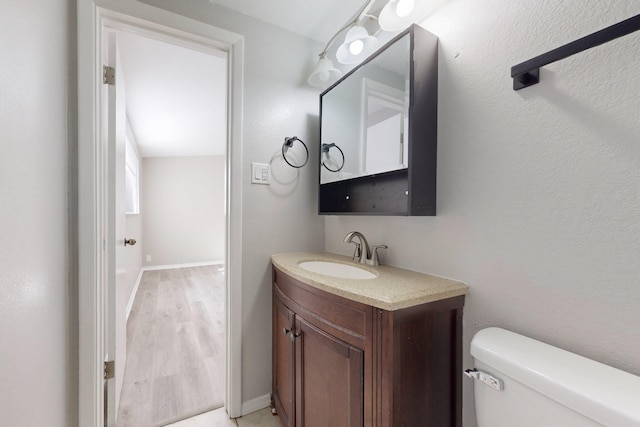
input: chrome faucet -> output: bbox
[343,231,387,266]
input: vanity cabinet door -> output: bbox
[273,294,295,427]
[295,316,364,427]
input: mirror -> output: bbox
[320,34,410,184]
[319,25,438,216]
[364,79,408,175]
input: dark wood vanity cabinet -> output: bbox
[272,266,465,427]
[273,296,295,426]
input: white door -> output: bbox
[104,29,128,427]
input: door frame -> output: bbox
[77,1,245,425]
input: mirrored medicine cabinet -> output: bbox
[318,25,438,216]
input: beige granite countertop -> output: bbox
[271,252,468,311]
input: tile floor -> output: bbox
[165,407,281,427]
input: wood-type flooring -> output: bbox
[117,265,225,427]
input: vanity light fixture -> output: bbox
[379,0,432,31]
[307,0,378,88]
[307,0,434,88]
[307,53,342,88]
[336,23,379,64]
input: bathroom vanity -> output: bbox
[271,252,468,427]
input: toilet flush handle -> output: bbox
[464,368,504,391]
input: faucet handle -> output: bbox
[367,245,388,266]
[347,242,362,262]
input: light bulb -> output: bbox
[349,39,364,55]
[396,0,415,17]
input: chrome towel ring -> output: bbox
[282,136,309,168]
[321,143,345,172]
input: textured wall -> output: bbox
[0,0,72,425]
[325,1,640,425]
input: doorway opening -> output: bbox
[107,28,228,426]
[78,5,244,424]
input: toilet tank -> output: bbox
[470,327,640,427]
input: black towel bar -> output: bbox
[511,14,640,90]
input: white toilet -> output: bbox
[468,327,640,427]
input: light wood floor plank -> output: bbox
[117,265,225,427]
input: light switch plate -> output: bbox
[251,162,271,185]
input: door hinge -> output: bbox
[103,65,115,85]
[104,360,115,380]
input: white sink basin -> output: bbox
[298,261,376,280]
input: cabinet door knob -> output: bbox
[283,328,300,341]
[124,238,137,247]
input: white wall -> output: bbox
[141,155,225,266]
[325,1,640,425]
[0,0,74,425]
[138,0,326,404]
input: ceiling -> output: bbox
[208,0,388,43]
[117,0,408,158]
[117,32,228,158]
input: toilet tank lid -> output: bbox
[471,327,640,427]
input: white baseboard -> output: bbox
[126,268,145,321]
[143,260,224,271]
[241,394,271,416]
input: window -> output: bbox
[125,137,140,214]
